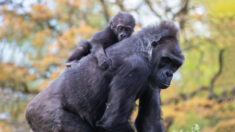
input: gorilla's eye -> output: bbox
[151,41,158,47]
[117,26,123,32]
[162,57,171,63]
[159,57,171,67]
[125,27,131,32]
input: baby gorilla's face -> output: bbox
[116,24,133,41]
[110,12,136,41]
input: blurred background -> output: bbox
[0,0,234,131]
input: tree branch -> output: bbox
[144,0,162,19]
[173,0,189,29]
[98,0,110,23]
[162,86,208,105]
[173,0,189,19]
[115,0,126,11]
[209,49,225,99]
[0,0,12,5]
[114,0,143,12]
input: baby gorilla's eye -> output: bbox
[125,27,131,32]
[117,26,123,32]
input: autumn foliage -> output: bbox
[0,0,234,132]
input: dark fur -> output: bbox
[66,12,135,69]
[25,21,184,132]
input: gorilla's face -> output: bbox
[116,24,133,41]
[110,12,135,41]
[150,37,184,89]
[112,24,134,41]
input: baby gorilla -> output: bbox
[66,12,135,69]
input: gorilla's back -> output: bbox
[62,55,111,124]
[26,35,139,128]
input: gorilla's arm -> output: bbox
[135,88,164,132]
[90,29,112,69]
[91,41,107,66]
[96,55,150,132]
[67,40,91,63]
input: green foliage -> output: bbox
[0,0,235,131]
[192,124,200,132]
[171,124,200,132]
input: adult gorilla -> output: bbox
[25,21,184,132]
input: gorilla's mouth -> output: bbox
[118,35,127,41]
[159,82,170,89]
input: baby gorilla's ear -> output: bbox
[109,21,118,33]
[109,18,118,30]
[110,21,114,29]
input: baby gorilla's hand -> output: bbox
[99,57,112,70]
[65,61,76,67]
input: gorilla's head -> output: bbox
[110,12,136,41]
[145,21,185,89]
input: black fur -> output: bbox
[25,21,184,132]
[66,12,135,69]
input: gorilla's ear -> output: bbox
[110,21,115,30]
[150,21,179,47]
[159,21,179,38]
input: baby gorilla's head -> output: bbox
[110,12,136,41]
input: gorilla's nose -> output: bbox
[120,34,126,39]
[166,71,173,77]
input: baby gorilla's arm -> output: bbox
[66,40,90,67]
[90,34,112,70]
